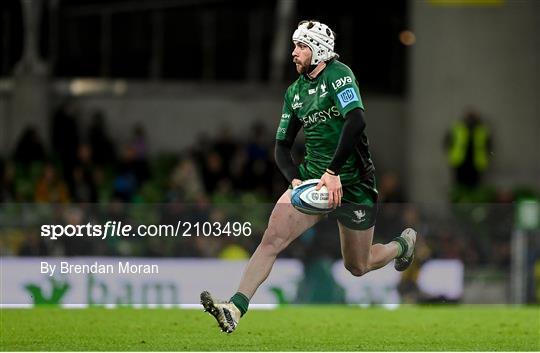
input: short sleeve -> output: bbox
[327,64,364,117]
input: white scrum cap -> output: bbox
[292,20,337,65]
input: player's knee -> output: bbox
[345,263,368,277]
[260,227,286,256]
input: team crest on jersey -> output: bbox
[292,93,303,109]
[319,82,328,97]
[337,88,359,108]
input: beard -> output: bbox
[295,61,310,74]
[293,56,311,74]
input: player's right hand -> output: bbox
[316,173,342,208]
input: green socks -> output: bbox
[230,292,250,317]
[392,237,407,258]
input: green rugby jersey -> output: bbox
[276,59,375,186]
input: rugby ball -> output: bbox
[291,179,333,215]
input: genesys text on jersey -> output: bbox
[300,105,340,127]
[40,221,252,240]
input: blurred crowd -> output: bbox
[0,101,536,274]
[2,100,287,205]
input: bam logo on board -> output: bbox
[24,274,179,307]
[25,277,70,305]
[87,274,179,306]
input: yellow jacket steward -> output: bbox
[448,121,489,171]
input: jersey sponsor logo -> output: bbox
[281,113,291,120]
[331,76,353,90]
[292,93,302,109]
[308,87,318,95]
[337,87,359,108]
[277,127,287,135]
[300,105,340,127]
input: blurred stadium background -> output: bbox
[0,0,539,313]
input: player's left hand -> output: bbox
[316,172,342,208]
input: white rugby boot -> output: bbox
[393,227,417,271]
[200,291,241,333]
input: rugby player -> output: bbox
[201,20,416,333]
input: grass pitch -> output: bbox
[1,305,538,351]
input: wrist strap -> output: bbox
[326,168,337,176]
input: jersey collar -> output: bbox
[302,58,337,81]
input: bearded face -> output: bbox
[292,41,312,74]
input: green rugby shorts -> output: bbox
[291,166,378,230]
